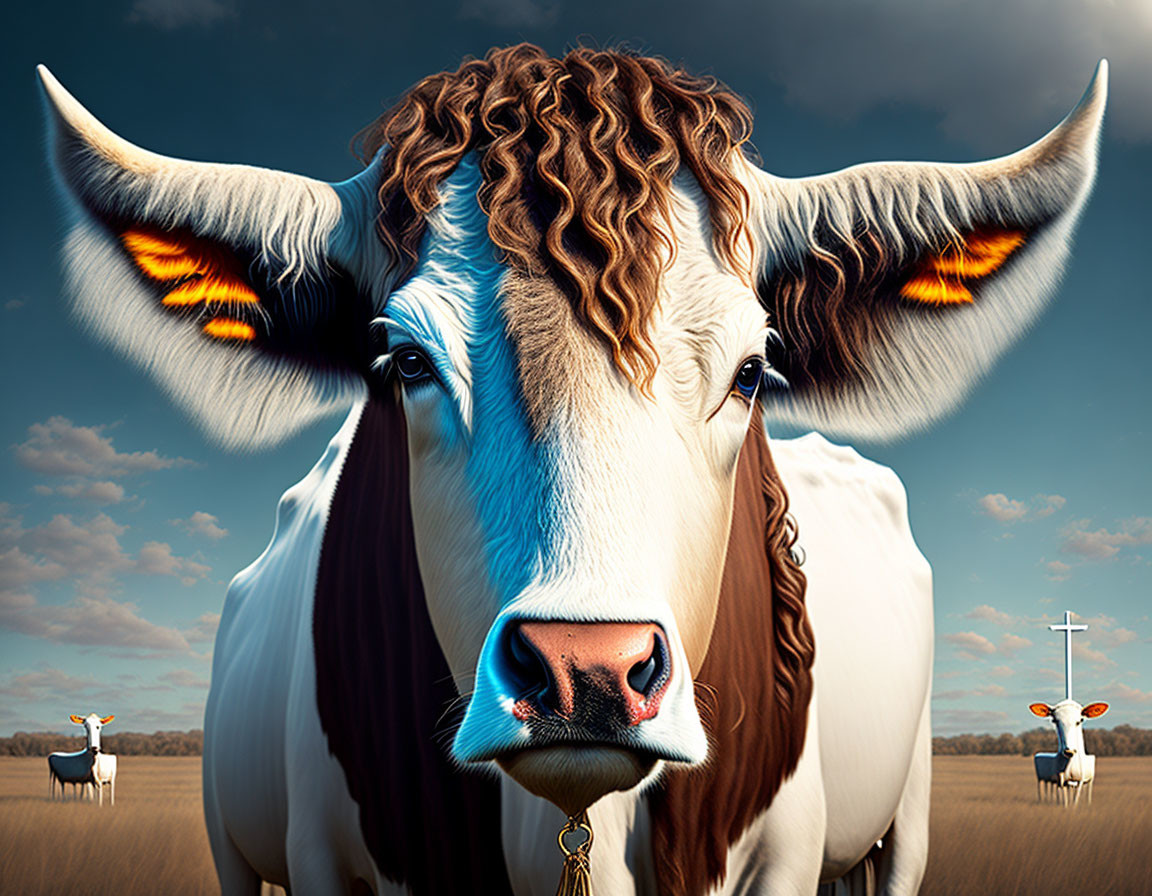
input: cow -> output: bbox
[1030,699,1109,806]
[48,713,117,806]
[38,44,1106,895]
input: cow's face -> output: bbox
[71,713,113,752]
[1029,700,1108,757]
[41,51,1104,814]
[382,161,769,807]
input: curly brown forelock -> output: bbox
[355,44,757,388]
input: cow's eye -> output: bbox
[394,347,434,385]
[732,358,764,400]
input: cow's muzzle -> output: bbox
[453,613,708,813]
[504,621,671,729]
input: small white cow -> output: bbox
[1029,700,1108,805]
[48,713,118,806]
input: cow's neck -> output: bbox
[313,393,515,895]
[646,419,814,896]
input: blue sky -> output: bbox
[1,0,1149,738]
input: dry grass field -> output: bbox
[2,755,1150,894]
[921,756,1152,896]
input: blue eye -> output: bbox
[394,347,434,385]
[733,358,764,400]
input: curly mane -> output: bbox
[354,43,755,386]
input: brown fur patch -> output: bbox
[647,418,815,896]
[313,393,514,895]
[355,43,755,389]
[500,271,614,436]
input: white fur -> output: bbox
[39,66,365,450]
[741,61,1107,440]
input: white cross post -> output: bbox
[1049,610,1088,701]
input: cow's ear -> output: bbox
[38,66,392,450]
[747,62,1107,440]
[99,715,114,725]
[1029,703,1053,718]
[1082,702,1109,718]
[70,714,84,724]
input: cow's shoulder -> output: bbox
[769,432,910,526]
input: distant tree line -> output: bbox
[933,725,1152,756]
[0,730,203,756]
[4,726,1150,757]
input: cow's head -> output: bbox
[1030,700,1108,757]
[41,46,1105,814]
[70,713,113,753]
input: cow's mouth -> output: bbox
[496,745,660,816]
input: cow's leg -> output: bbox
[110,777,115,807]
[874,687,931,896]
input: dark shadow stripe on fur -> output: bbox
[313,393,515,895]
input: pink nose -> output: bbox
[511,622,670,725]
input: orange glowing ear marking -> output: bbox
[122,229,260,307]
[70,714,84,724]
[1029,703,1052,718]
[1082,702,1109,718]
[203,317,256,342]
[901,229,1026,305]
[99,715,114,725]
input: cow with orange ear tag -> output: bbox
[48,713,118,806]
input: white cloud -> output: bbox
[160,669,210,689]
[990,665,1016,678]
[1109,683,1152,704]
[978,492,1068,523]
[944,630,1032,659]
[172,511,228,540]
[0,667,113,702]
[1046,560,1072,582]
[1034,495,1067,519]
[135,542,211,585]
[13,417,190,477]
[0,547,66,591]
[1072,641,1115,668]
[127,0,235,29]
[979,493,1027,522]
[966,604,1016,626]
[34,480,127,504]
[1061,517,1152,560]
[0,591,190,651]
[944,631,997,656]
[997,634,1032,657]
[183,612,220,644]
[1,508,211,595]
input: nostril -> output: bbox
[628,654,658,694]
[505,627,552,703]
[626,630,669,698]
